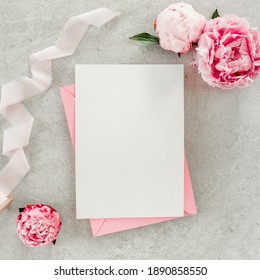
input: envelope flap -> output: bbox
[60,85,75,149]
[60,84,75,96]
[184,155,197,215]
[90,218,106,236]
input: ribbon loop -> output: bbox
[0,8,119,208]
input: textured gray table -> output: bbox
[0,0,260,260]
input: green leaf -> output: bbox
[212,9,220,19]
[129,32,159,45]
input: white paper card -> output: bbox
[76,65,184,219]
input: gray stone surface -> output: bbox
[0,0,260,260]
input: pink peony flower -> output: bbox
[195,15,260,89]
[17,204,62,247]
[155,2,206,54]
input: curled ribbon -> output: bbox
[0,8,119,210]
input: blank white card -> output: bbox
[76,65,184,219]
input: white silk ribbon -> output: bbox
[0,8,119,208]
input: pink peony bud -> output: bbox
[195,15,260,89]
[17,204,62,247]
[155,2,206,54]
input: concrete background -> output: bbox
[0,0,260,259]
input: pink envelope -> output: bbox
[60,84,197,236]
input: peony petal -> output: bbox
[17,204,62,247]
[156,3,205,53]
[194,14,260,89]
